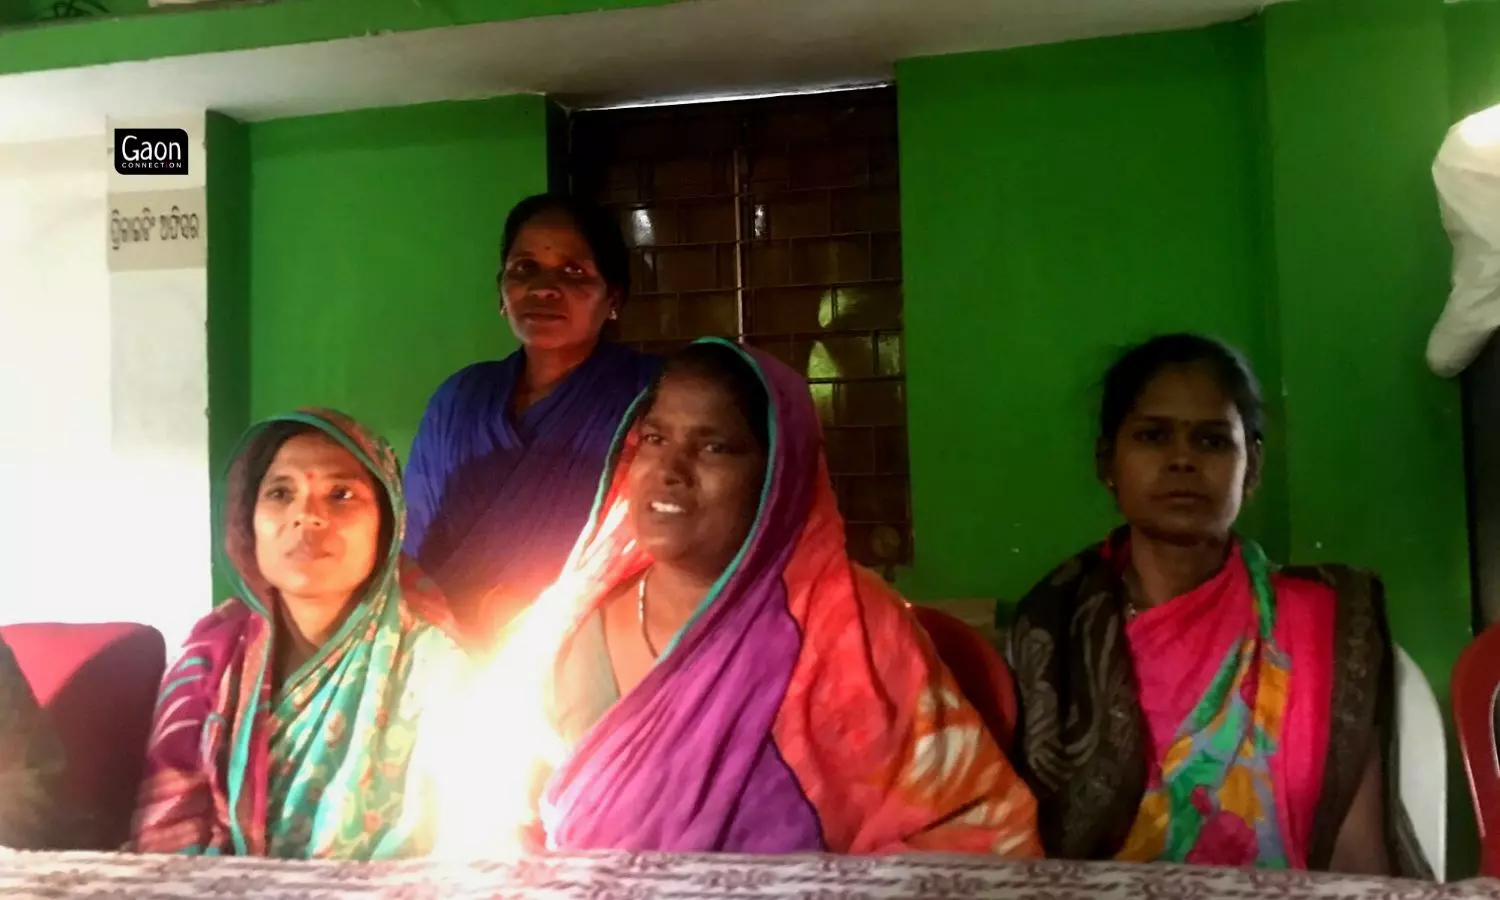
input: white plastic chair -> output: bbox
[1396,645,1447,880]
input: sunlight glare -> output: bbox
[426,501,631,859]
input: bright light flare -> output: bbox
[425,501,631,859]
[1457,103,1500,151]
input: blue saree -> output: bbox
[404,341,655,644]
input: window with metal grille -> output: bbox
[568,87,910,572]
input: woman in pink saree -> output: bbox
[1010,334,1428,876]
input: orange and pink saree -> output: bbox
[530,339,1042,855]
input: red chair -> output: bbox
[1453,622,1500,876]
[0,622,166,850]
[912,606,1017,751]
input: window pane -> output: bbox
[570,88,913,566]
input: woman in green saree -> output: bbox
[130,409,469,858]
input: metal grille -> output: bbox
[568,87,911,570]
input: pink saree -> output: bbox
[1115,540,1334,867]
[1010,530,1429,876]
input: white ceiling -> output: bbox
[0,0,1288,143]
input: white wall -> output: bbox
[0,123,210,652]
[107,116,211,654]
[0,136,115,621]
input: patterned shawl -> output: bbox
[130,409,469,859]
[404,342,657,643]
[527,339,1042,855]
[1009,531,1430,876]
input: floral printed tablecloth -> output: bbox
[0,850,1493,899]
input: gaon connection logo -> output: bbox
[113,128,189,175]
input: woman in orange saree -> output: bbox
[515,339,1041,854]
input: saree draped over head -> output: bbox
[131,409,469,860]
[529,339,1042,855]
[1010,532,1429,876]
[404,342,657,644]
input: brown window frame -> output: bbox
[567,86,911,573]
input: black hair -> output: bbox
[653,342,771,453]
[500,193,631,297]
[1099,333,1265,449]
[239,421,321,516]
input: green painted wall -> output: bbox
[1260,0,1468,695]
[247,95,547,461]
[897,0,1479,873]
[897,0,1474,689]
[0,0,680,75]
[0,0,26,26]
[1449,0,1500,118]
[894,23,1287,604]
[206,111,252,602]
[9,0,151,26]
[1261,0,1475,872]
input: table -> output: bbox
[0,850,1492,899]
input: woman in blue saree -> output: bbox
[405,194,656,646]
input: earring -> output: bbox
[609,307,619,320]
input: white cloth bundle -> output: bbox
[1429,104,1500,378]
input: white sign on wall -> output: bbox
[107,187,206,272]
[104,113,214,651]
